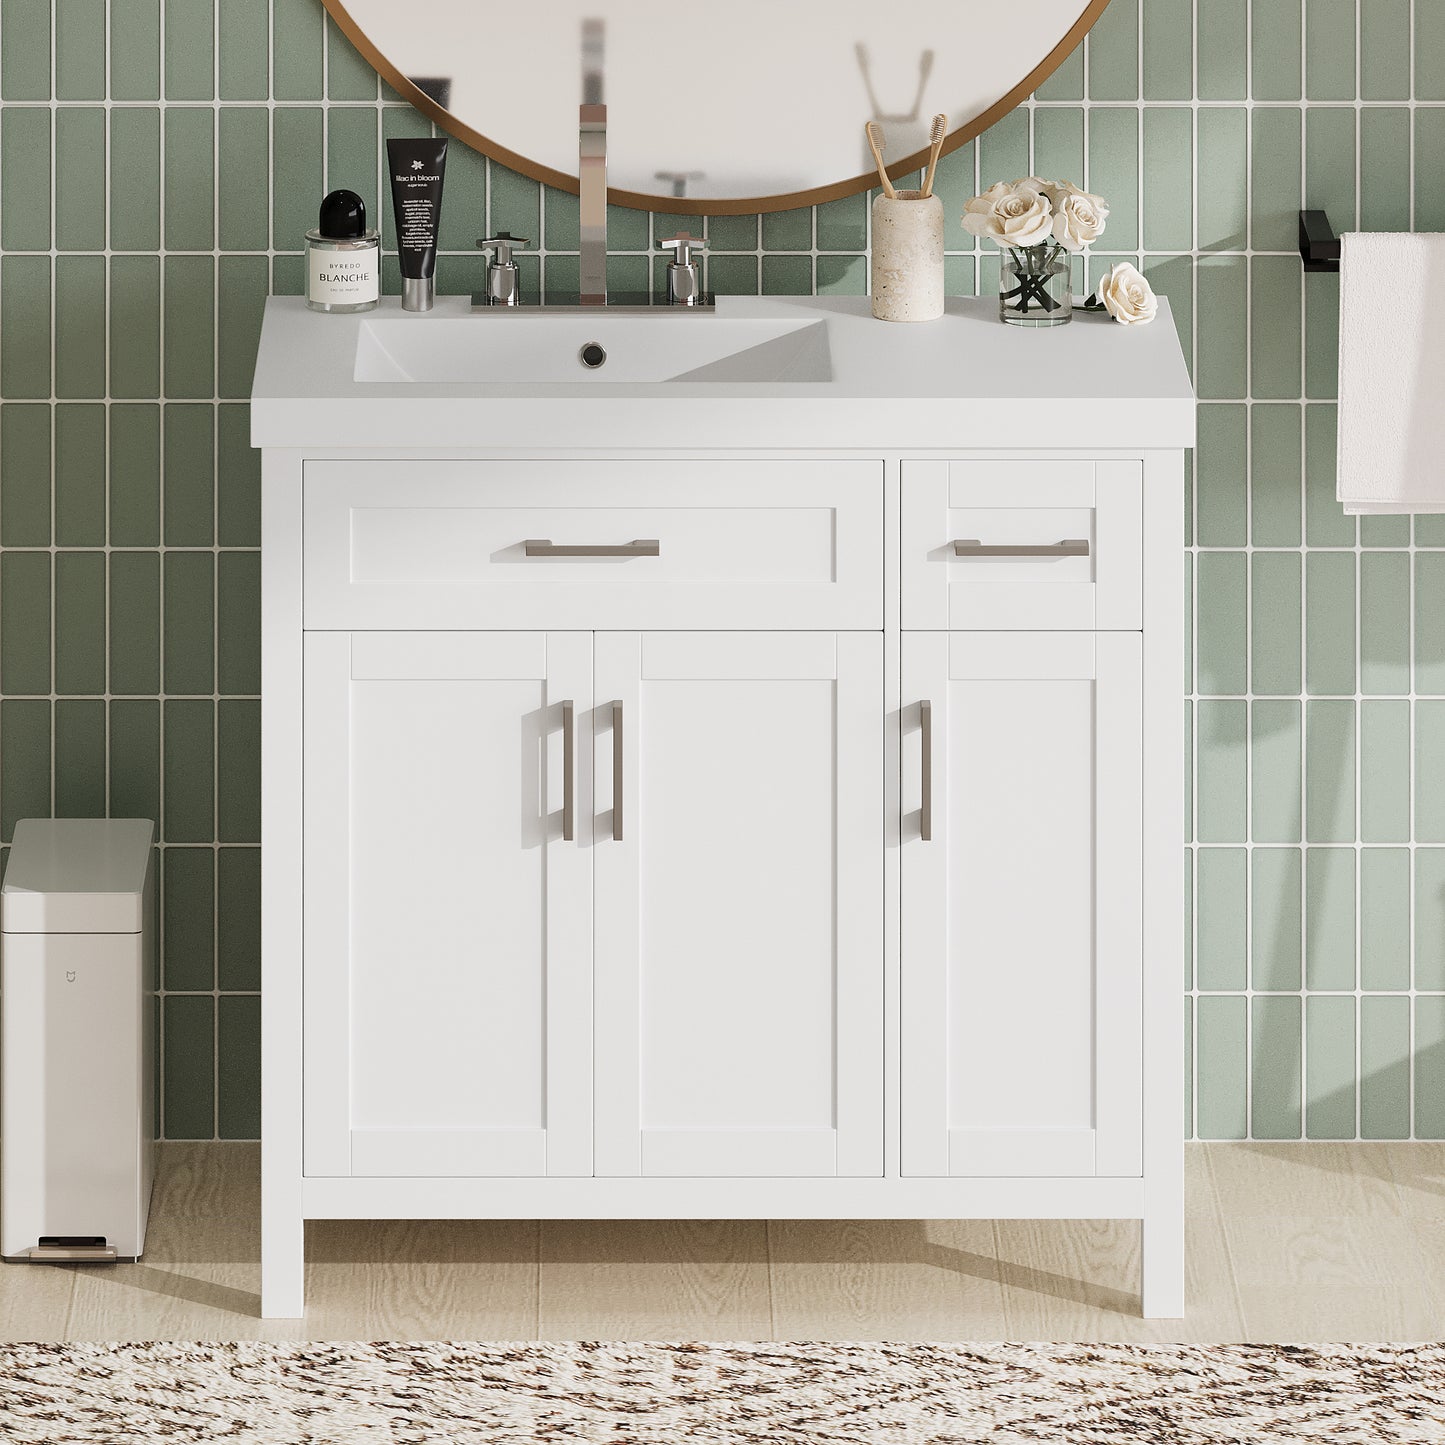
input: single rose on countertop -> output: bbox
[1095,261,1158,324]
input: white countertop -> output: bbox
[250,293,1196,452]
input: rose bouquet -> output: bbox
[961,177,1156,327]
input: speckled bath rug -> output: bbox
[0,1340,1442,1444]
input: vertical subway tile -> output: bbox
[1251,404,1302,547]
[978,108,1029,190]
[164,699,214,843]
[1305,272,1340,399]
[1251,552,1302,696]
[110,0,160,99]
[1197,700,1248,842]
[218,0,269,99]
[163,846,214,991]
[1360,0,1411,98]
[1198,0,1248,97]
[1142,108,1192,252]
[1305,551,1357,695]
[163,256,216,398]
[55,404,105,548]
[1360,551,1410,695]
[2,256,52,398]
[1418,701,1445,841]
[1305,996,1355,1139]
[110,257,162,398]
[1,107,52,250]
[1360,512,1409,551]
[1308,0,1357,98]
[1143,0,1193,98]
[1253,996,1303,1140]
[1306,700,1357,843]
[1196,404,1247,546]
[108,698,160,824]
[218,109,269,252]
[217,554,260,696]
[54,551,106,696]
[163,995,214,1139]
[1197,109,1248,250]
[1250,108,1302,251]
[1,0,51,100]
[1251,0,1302,99]
[216,406,260,547]
[1360,995,1411,1139]
[1,702,51,841]
[1361,700,1411,843]
[109,552,161,694]
[109,108,162,249]
[217,847,261,990]
[1306,846,1357,989]
[56,0,105,99]
[1418,553,1445,694]
[218,996,261,1139]
[1033,111,1084,197]
[0,553,51,694]
[1196,257,1248,398]
[54,699,106,818]
[218,700,260,842]
[0,405,52,546]
[1197,551,1247,695]
[163,404,215,545]
[1416,851,1445,990]
[326,106,378,222]
[1251,257,1303,399]
[1415,998,1445,1137]
[1415,111,1445,231]
[163,107,215,251]
[1252,700,1304,844]
[1420,0,1445,98]
[491,166,541,249]
[163,0,213,100]
[1360,108,1412,233]
[163,551,215,696]
[1252,847,1303,991]
[272,108,324,252]
[1305,106,1357,232]
[1196,996,1248,1139]
[1088,0,1138,98]
[1087,109,1138,251]
[1196,847,1247,990]
[1361,848,1412,991]
[218,256,269,400]
[326,13,377,100]
[55,256,107,398]
[273,0,323,99]
[110,404,162,547]
[1306,405,1353,546]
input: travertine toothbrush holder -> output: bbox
[871,190,945,322]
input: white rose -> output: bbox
[1095,261,1157,325]
[961,181,1054,248]
[1051,184,1109,251]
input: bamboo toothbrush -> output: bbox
[920,113,947,198]
[866,121,896,199]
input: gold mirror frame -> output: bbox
[321,0,1113,215]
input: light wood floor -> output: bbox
[4,1142,1443,1341]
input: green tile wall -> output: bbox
[0,0,1439,1139]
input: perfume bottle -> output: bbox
[305,189,380,313]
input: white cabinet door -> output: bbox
[594,632,883,1177]
[303,631,592,1178]
[901,631,1143,1178]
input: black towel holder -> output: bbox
[1299,209,1341,272]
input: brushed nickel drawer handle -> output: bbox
[524,538,661,558]
[951,538,1090,558]
[920,699,933,843]
[612,700,624,843]
[562,699,575,842]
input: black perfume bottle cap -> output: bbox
[318,189,368,240]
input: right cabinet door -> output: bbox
[901,631,1144,1178]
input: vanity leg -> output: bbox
[1140,1211,1185,1319]
[261,1210,306,1319]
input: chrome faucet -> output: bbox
[578,19,607,306]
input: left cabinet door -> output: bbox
[302,631,593,1178]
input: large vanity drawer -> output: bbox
[902,460,1142,630]
[303,459,883,630]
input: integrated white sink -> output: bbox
[353,313,833,385]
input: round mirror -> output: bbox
[322,0,1112,213]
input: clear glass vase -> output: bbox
[999,246,1073,327]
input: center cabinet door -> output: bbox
[303,631,592,1178]
[901,631,1144,1179]
[594,632,884,1177]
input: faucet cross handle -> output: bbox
[660,232,705,267]
[478,232,530,266]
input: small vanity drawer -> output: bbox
[303,459,883,631]
[901,459,1142,630]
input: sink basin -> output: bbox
[353,313,833,386]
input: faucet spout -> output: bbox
[578,103,607,306]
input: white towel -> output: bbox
[1337,231,1445,513]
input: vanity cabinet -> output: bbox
[253,293,1193,1326]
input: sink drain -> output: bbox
[578,341,607,369]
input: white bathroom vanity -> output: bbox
[250,293,1195,1319]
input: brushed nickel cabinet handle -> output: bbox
[951,538,1090,558]
[562,700,575,842]
[920,699,933,843]
[611,700,625,842]
[524,538,661,558]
